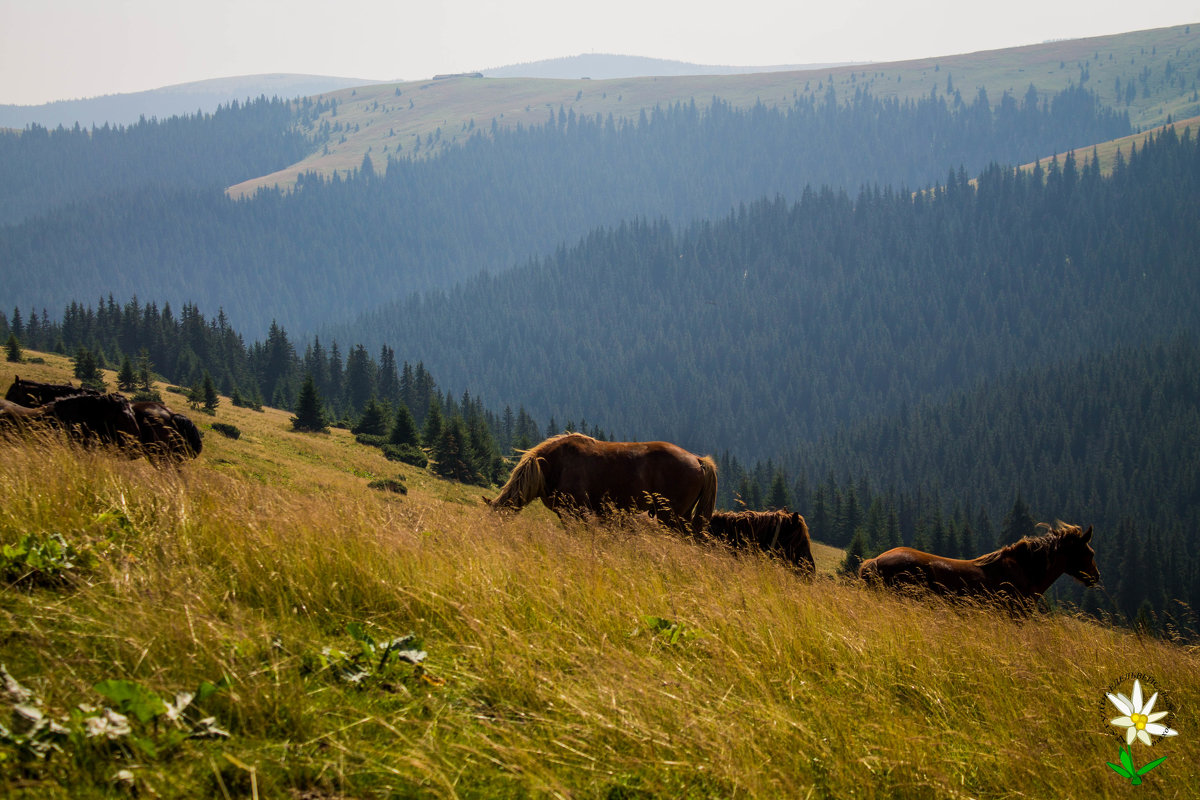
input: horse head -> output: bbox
[1064,524,1100,587]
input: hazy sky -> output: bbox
[1,0,1196,106]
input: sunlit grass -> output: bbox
[1,356,1198,797]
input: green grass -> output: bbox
[2,354,1198,797]
[228,22,1200,197]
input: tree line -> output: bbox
[0,298,608,487]
[0,95,328,227]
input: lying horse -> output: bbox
[0,393,141,449]
[5,376,201,461]
[486,432,717,531]
[858,522,1099,606]
[706,509,814,574]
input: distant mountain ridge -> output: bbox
[0,73,380,129]
[0,56,848,130]
[480,53,854,80]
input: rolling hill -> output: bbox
[228,22,1199,195]
[0,73,380,130]
[1,353,1197,798]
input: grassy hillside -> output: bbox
[1,354,1198,798]
[1011,113,1200,177]
[230,22,1199,196]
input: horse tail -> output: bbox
[490,450,545,512]
[173,413,203,458]
[688,455,718,526]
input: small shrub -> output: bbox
[381,443,428,468]
[368,478,407,495]
[210,422,241,439]
[355,433,389,448]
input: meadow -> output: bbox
[1,353,1197,798]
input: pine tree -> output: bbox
[840,528,869,575]
[767,470,791,510]
[1000,494,1037,545]
[353,397,389,436]
[202,371,220,413]
[73,347,107,392]
[4,333,21,363]
[134,349,161,401]
[389,403,419,447]
[116,356,137,391]
[432,415,478,484]
[421,400,444,448]
[291,374,328,433]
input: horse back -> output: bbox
[860,547,986,594]
[544,435,712,523]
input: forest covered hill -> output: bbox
[331,124,1200,462]
[0,81,1133,337]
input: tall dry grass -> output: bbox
[1,361,1198,797]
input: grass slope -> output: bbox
[1012,114,1200,176]
[1,354,1198,798]
[229,23,1200,196]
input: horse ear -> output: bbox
[1083,525,1093,543]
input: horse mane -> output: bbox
[490,441,552,509]
[973,521,1083,567]
[710,508,792,528]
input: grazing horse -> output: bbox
[131,400,203,461]
[5,376,87,407]
[486,432,717,530]
[858,522,1100,606]
[0,393,141,448]
[5,376,201,461]
[706,510,815,574]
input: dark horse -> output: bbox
[0,393,141,448]
[858,522,1100,606]
[706,510,815,574]
[486,433,717,530]
[5,376,202,461]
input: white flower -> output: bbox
[1108,679,1178,747]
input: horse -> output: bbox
[0,392,141,449]
[706,509,815,574]
[485,432,717,531]
[5,376,87,406]
[131,400,203,461]
[858,522,1100,607]
[5,376,201,461]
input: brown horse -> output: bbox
[5,376,201,461]
[858,522,1100,606]
[486,433,717,530]
[707,510,815,574]
[0,393,141,449]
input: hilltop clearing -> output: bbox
[229,22,1199,194]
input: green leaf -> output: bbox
[195,675,232,705]
[1106,760,1133,779]
[1119,746,1135,774]
[93,679,167,723]
[1136,755,1168,776]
